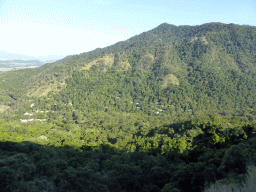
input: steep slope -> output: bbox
[0,22,256,118]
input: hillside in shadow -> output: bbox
[1,115,256,192]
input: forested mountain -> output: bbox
[1,22,256,192]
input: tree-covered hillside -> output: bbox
[1,22,256,117]
[1,22,256,192]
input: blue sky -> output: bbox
[0,0,255,57]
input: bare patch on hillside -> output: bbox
[0,105,10,113]
[111,52,131,71]
[138,54,154,69]
[27,81,67,97]
[191,35,209,44]
[201,47,239,71]
[80,54,115,71]
[112,60,131,70]
[201,36,209,44]
[161,74,179,88]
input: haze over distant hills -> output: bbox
[0,50,66,62]
[241,24,256,27]
[0,51,67,72]
[0,60,45,72]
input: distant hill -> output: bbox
[241,24,256,27]
[0,59,50,73]
[0,60,44,68]
[0,50,66,62]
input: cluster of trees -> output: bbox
[49,57,256,121]
[1,115,256,192]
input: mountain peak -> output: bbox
[156,22,177,29]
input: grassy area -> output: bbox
[80,53,114,71]
[27,81,67,97]
[0,105,10,113]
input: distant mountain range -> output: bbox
[0,59,45,69]
[0,51,66,63]
[241,24,256,27]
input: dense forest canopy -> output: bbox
[1,22,256,192]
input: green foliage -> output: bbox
[0,22,256,192]
[0,115,256,192]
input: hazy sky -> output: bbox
[0,0,255,57]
